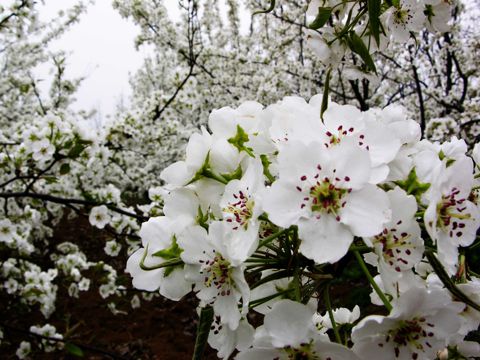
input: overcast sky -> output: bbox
[38,1,148,120]
[37,1,247,122]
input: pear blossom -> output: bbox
[363,187,424,275]
[126,216,191,301]
[236,300,359,360]
[31,138,55,163]
[219,158,265,263]
[352,287,463,360]
[424,157,480,273]
[208,318,254,359]
[263,137,391,264]
[88,205,111,229]
[0,219,15,244]
[178,223,250,330]
[382,0,426,42]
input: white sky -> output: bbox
[37,0,146,120]
[37,1,249,121]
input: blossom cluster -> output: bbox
[306,0,456,73]
[128,95,480,359]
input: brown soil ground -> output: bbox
[0,213,218,360]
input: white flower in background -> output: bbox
[131,294,141,309]
[78,278,90,291]
[263,137,391,264]
[16,341,31,359]
[88,205,111,229]
[127,216,191,301]
[31,138,55,163]
[382,0,426,42]
[178,223,250,330]
[0,219,15,244]
[236,300,359,360]
[148,186,167,202]
[352,287,463,360]
[104,239,122,257]
[314,305,361,331]
[30,324,63,352]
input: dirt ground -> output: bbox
[1,213,218,360]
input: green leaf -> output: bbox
[348,32,377,73]
[221,164,243,182]
[65,343,84,357]
[368,0,381,46]
[260,154,275,183]
[44,176,58,184]
[67,143,87,158]
[228,125,254,157]
[19,84,30,94]
[321,68,332,120]
[59,163,70,175]
[252,0,275,16]
[152,236,183,260]
[308,7,332,30]
[192,306,214,360]
[393,168,430,203]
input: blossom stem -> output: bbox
[353,250,393,312]
[192,306,214,360]
[258,228,290,248]
[139,247,183,271]
[324,284,342,344]
[249,289,293,309]
[202,169,228,184]
[348,245,371,252]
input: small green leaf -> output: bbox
[44,176,58,184]
[308,7,332,30]
[368,0,382,46]
[19,84,30,94]
[260,154,275,183]
[59,163,70,175]
[65,343,84,357]
[228,125,254,157]
[321,68,332,121]
[152,236,183,260]
[221,164,243,182]
[348,32,377,73]
[393,168,430,203]
[67,143,87,158]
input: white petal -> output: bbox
[341,185,391,237]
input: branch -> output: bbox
[0,192,148,221]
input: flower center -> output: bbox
[223,190,254,230]
[381,317,436,359]
[296,168,351,221]
[325,125,356,147]
[283,343,327,360]
[373,221,413,272]
[436,187,470,238]
[200,252,233,296]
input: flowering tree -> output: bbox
[0,0,479,359]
